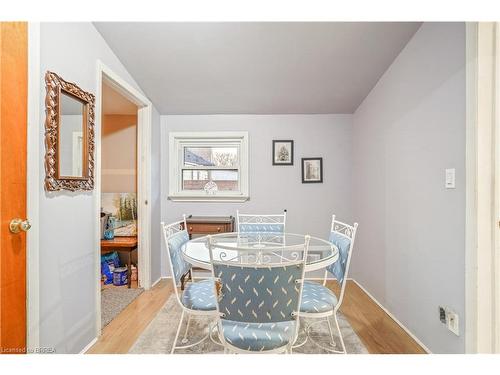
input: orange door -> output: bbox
[0,22,28,354]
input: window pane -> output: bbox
[182,169,239,191]
[184,147,238,167]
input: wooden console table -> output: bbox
[185,215,235,239]
[101,236,137,288]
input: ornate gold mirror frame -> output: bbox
[44,71,95,191]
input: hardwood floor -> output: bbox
[87,278,426,354]
[87,279,173,354]
[328,280,426,354]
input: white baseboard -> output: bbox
[307,277,337,281]
[348,278,432,354]
[80,337,98,354]
[151,276,170,288]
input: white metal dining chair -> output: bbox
[161,216,220,353]
[295,215,358,353]
[236,210,287,233]
[208,234,309,354]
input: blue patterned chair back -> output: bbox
[237,210,287,233]
[212,263,305,323]
[209,234,308,325]
[161,219,191,284]
[325,216,358,287]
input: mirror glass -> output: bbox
[59,92,85,178]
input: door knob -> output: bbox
[9,218,31,234]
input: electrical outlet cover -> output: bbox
[446,310,460,336]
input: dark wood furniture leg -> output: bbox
[180,269,193,291]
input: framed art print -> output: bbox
[272,140,294,165]
[301,157,323,183]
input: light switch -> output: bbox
[445,168,455,189]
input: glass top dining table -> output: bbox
[181,232,339,273]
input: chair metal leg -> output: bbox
[292,319,309,348]
[209,321,224,346]
[333,312,346,354]
[326,316,337,348]
[181,315,192,344]
[171,310,185,354]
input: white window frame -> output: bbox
[168,131,249,202]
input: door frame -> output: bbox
[494,22,500,354]
[95,61,152,336]
[26,21,40,352]
[465,21,500,354]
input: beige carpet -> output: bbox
[101,287,144,327]
[129,295,368,354]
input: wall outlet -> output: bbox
[439,306,459,336]
[446,310,460,336]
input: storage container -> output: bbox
[113,267,128,286]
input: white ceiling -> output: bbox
[102,82,138,115]
[94,22,421,115]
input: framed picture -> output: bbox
[302,157,323,183]
[101,192,138,236]
[272,140,294,166]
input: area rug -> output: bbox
[129,295,368,354]
[101,287,144,327]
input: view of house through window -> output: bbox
[182,147,239,191]
[168,132,249,201]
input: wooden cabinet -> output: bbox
[180,215,235,290]
[185,215,235,239]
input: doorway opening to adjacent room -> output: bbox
[96,62,152,335]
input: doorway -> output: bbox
[95,62,152,336]
[99,81,142,327]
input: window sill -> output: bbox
[168,195,249,203]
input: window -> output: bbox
[168,132,249,201]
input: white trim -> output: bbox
[26,21,41,352]
[494,22,500,354]
[348,278,432,354]
[469,22,498,354]
[79,337,98,354]
[151,276,170,288]
[95,61,152,338]
[137,99,152,291]
[168,131,249,202]
[465,21,479,354]
[168,196,249,203]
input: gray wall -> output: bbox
[39,22,161,353]
[161,114,353,276]
[351,23,466,353]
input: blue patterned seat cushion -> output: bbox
[221,320,296,352]
[181,279,217,311]
[300,281,338,313]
